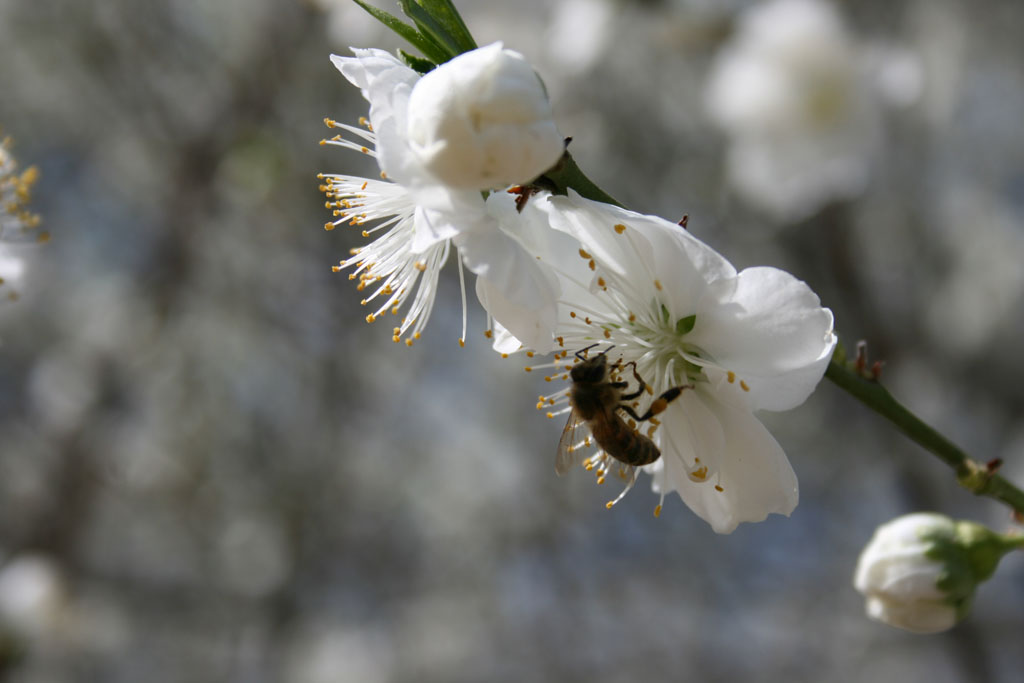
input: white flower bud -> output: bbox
[405,42,564,190]
[853,513,1017,634]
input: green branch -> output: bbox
[825,348,1024,517]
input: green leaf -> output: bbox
[675,314,696,336]
[416,0,477,53]
[351,0,449,64]
[399,0,461,60]
[399,50,436,74]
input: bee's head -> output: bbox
[569,352,608,384]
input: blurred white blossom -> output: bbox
[0,245,25,301]
[545,0,616,76]
[0,555,66,641]
[705,0,892,221]
[321,49,562,349]
[0,138,40,240]
[0,137,41,302]
[521,192,835,532]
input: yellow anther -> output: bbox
[546,412,555,419]
[569,311,577,318]
[458,338,465,348]
[360,181,368,190]
[597,476,606,485]
[526,351,535,358]
[628,313,636,322]
[536,401,544,410]
[331,266,341,273]
[324,222,335,231]
[501,353,509,359]
[597,277,606,288]
[614,223,626,234]
[740,380,750,392]
[654,279,663,291]
[727,371,736,384]
[544,376,552,382]
[653,505,662,518]
[360,146,369,154]
[579,248,591,259]
[484,329,493,339]
[414,261,426,272]
[588,259,596,271]
[323,117,336,127]
[524,367,533,372]
[605,501,615,509]
[715,485,724,492]
[690,466,708,481]
[392,336,400,343]
[414,332,421,339]
[405,339,414,347]
[603,329,611,339]
[365,313,376,323]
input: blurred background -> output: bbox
[1,0,1023,680]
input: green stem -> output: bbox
[825,353,1024,517]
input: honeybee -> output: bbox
[556,346,689,476]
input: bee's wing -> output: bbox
[555,409,589,476]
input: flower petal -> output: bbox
[455,225,561,353]
[688,266,836,411]
[330,50,425,185]
[654,392,798,534]
[541,193,736,318]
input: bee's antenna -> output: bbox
[575,342,603,361]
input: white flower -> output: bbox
[406,42,564,190]
[853,513,1019,634]
[320,49,562,350]
[705,0,883,221]
[0,554,66,640]
[0,245,25,300]
[522,192,835,533]
[1,139,41,240]
[0,138,41,302]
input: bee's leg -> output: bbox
[618,361,648,400]
[619,385,691,422]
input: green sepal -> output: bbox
[675,314,696,336]
[923,520,1018,614]
[350,0,450,64]
[660,303,670,325]
[399,49,436,74]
